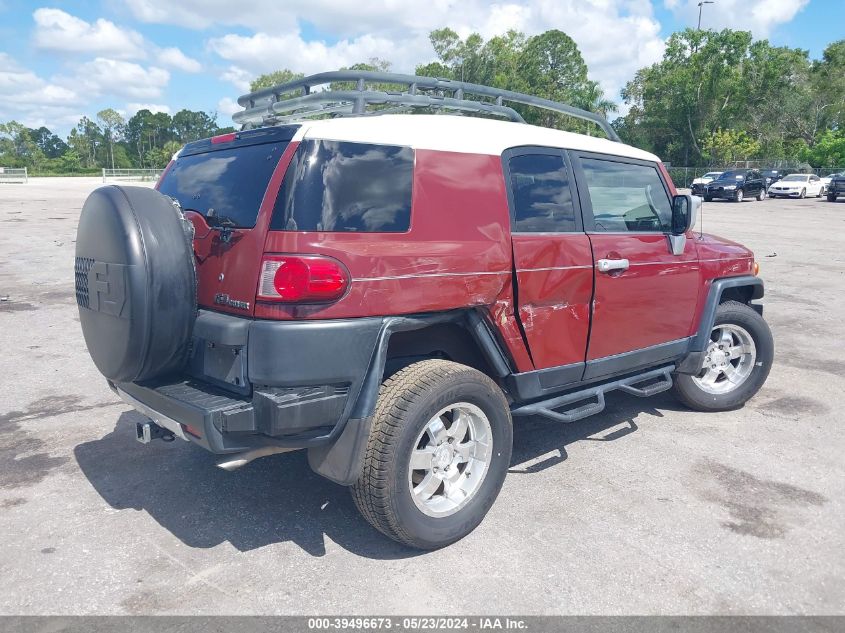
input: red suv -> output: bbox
[75,72,773,549]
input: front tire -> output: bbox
[351,360,513,549]
[799,188,806,199]
[673,301,773,412]
[734,189,744,202]
[828,193,837,202]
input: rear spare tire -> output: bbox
[74,185,196,383]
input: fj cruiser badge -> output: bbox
[214,293,250,310]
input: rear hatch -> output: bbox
[156,125,299,317]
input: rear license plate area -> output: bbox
[188,339,249,395]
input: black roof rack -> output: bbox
[233,70,620,142]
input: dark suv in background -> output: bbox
[828,173,845,201]
[761,169,788,189]
[703,169,766,202]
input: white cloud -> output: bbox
[0,53,84,130]
[668,0,809,37]
[157,47,202,73]
[215,97,241,127]
[209,32,400,77]
[32,7,146,59]
[201,1,667,105]
[60,58,170,101]
[126,102,171,116]
[220,66,254,93]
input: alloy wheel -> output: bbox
[692,324,757,395]
[408,402,493,518]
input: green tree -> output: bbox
[701,128,761,164]
[417,28,607,134]
[0,121,44,166]
[172,109,219,143]
[800,129,845,167]
[97,108,126,170]
[27,126,68,158]
[59,149,82,172]
[67,116,103,168]
[621,29,753,164]
[124,110,173,167]
[249,69,304,93]
[811,40,845,132]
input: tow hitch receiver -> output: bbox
[136,420,175,444]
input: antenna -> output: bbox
[699,197,704,239]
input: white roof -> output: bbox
[294,114,660,163]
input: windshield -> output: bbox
[782,175,808,182]
[716,171,745,181]
[158,141,287,228]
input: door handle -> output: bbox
[596,258,630,273]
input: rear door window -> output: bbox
[157,142,287,228]
[270,140,413,232]
[579,158,672,233]
[507,153,577,232]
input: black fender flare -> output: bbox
[307,309,511,485]
[676,275,764,374]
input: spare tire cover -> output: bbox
[75,185,197,383]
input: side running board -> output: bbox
[510,366,674,424]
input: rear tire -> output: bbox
[704,196,713,202]
[756,187,765,201]
[828,193,837,202]
[351,360,512,550]
[673,301,773,412]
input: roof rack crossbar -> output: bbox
[233,70,620,142]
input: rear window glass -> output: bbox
[508,153,576,232]
[157,142,286,228]
[270,140,413,232]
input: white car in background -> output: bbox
[767,173,824,198]
[820,172,843,193]
[690,171,723,196]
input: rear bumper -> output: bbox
[116,310,385,454]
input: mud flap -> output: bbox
[307,416,372,485]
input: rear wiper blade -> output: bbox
[205,208,238,242]
[205,208,237,228]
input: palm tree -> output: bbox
[575,81,618,135]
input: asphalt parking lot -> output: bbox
[1,178,844,615]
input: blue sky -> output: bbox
[1,0,842,137]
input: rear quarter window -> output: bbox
[157,141,286,228]
[270,140,413,232]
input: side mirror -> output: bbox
[671,194,699,235]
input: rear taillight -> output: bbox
[257,255,349,303]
